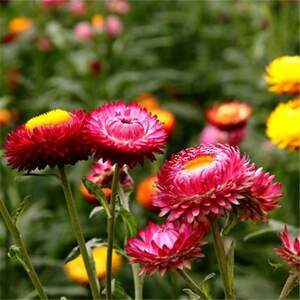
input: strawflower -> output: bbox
[125,221,205,276]
[4,109,91,171]
[265,56,300,95]
[84,101,167,168]
[74,22,93,40]
[91,14,105,32]
[136,175,158,210]
[0,109,18,126]
[266,98,300,151]
[106,0,129,14]
[8,17,32,34]
[105,15,123,38]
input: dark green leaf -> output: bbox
[119,206,137,237]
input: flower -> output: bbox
[65,246,122,284]
[206,102,252,130]
[84,101,167,168]
[91,14,105,32]
[199,125,246,146]
[275,226,300,270]
[37,36,52,52]
[0,109,18,126]
[74,22,93,40]
[69,0,86,15]
[106,0,129,14]
[154,144,282,223]
[135,93,160,110]
[8,17,32,34]
[41,0,66,10]
[105,15,123,38]
[4,109,91,172]
[80,158,134,205]
[136,175,158,210]
[125,221,205,276]
[266,98,300,151]
[265,56,300,95]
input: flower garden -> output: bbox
[0,1,299,299]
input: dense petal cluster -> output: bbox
[275,226,300,270]
[266,98,300,151]
[84,101,167,168]
[4,110,91,171]
[125,222,205,276]
[265,56,300,95]
[154,144,282,223]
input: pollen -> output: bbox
[25,109,71,129]
[184,155,214,172]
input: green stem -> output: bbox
[131,264,144,300]
[106,164,121,300]
[0,198,48,299]
[58,167,100,300]
[210,220,235,300]
[278,270,300,300]
[177,269,207,299]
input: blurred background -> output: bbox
[0,0,299,299]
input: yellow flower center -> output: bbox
[25,109,71,129]
[184,155,215,172]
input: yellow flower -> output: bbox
[64,246,122,285]
[265,56,300,95]
[8,17,32,34]
[266,98,300,151]
[91,14,104,31]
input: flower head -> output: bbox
[106,0,129,14]
[136,175,158,210]
[69,0,86,16]
[0,109,18,126]
[8,17,32,34]
[265,56,300,95]
[4,109,90,172]
[135,92,159,109]
[275,226,300,270]
[91,15,105,32]
[154,144,282,223]
[105,15,123,38]
[266,98,300,151]
[65,246,122,284]
[125,221,205,276]
[206,102,252,130]
[84,101,167,168]
[74,22,93,40]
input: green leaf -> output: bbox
[113,279,132,299]
[12,196,30,225]
[182,288,201,300]
[89,206,105,219]
[119,206,137,237]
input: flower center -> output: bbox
[217,105,240,121]
[25,109,71,129]
[184,155,215,172]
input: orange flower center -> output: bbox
[184,155,214,172]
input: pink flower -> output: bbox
[74,22,93,40]
[41,0,66,10]
[275,226,300,270]
[84,101,167,168]
[125,222,206,276]
[199,125,246,146]
[154,144,282,223]
[105,15,123,38]
[106,0,129,14]
[69,0,86,15]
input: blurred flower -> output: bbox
[135,92,160,109]
[41,0,66,10]
[7,68,21,90]
[266,98,300,151]
[206,102,252,130]
[2,32,17,44]
[275,226,300,270]
[65,246,122,284]
[74,22,93,40]
[155,144,282,224]
[0,109,18,126]
[84,101,167,168]
[37,36,52,52]
[69,0,86,15]
[91,14,105,32]
[265,56,300,95]
[125,222,205,276]
[106,0,129,14]
[4,109,91,171]
[8,17,32,34]
[105,15,123,38]
[199,125,246,146]
[136,175,158,210]
[80,158,134,205]
[89,60,102,74]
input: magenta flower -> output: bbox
[84,101,167,168]
[105,15,123,38]
[125,222,205,276]
[154,144,282,223]
[275,226,300,270]
[74,22,93,41]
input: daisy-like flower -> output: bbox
[265,56,300,95]
[206,102,252,130]
[125,221,205,276]
[266,98,300,151]
[275,226,300,270]
[4,109,91,172]
[84,101,167,168]
[65,246,122,284]
[154,144,282,223]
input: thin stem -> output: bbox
[131,264,144,300]
[106,164,121,300]
[210,219,235,300]
[278,271,300,300]
[58,167,100,300]
[0,198,48,300]
[177,269,207,299]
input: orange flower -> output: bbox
[135,93,160,110]
[8,17,32,34]
[91,14,104,31]
[65,246,122,284]
[0,109,18,126]
[136,175,158,210]
[80,182,112,205]
[151,108,176,135]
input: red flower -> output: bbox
[275,226,300,270]
[125,221,205,276]
[4,110,91,172]
[84,101,167,168]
